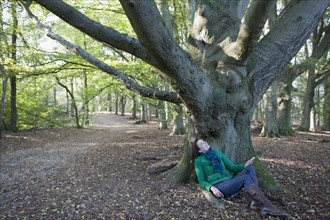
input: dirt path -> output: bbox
[1,112,329,219]
[0,113,191,219]
[0,113,126,185]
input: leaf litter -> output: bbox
[0,112,329,219]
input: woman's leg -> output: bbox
[235,165,258,186]
[213,174,254,197]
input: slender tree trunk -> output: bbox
[70,78,75,116]
[120,95,125,116]
[300,69,316,131]
[10,1,18,132]
[0,67,8,139]
[147,103,152,122]
[278,72,295,136]
[157,100,167,129]
[141,102,147,122]
[84,73,89,125]
[170,104,185,135]
[310,107,316,131]
[131,94,137,119]
[56,77,81,128]
[261,80,279,137]
[114,92,119,115]
[323,78,330,130]
[106,93,111,112]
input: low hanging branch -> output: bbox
[20,2,181,105]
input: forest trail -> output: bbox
[0,113,132,183]
[1,112,329,219]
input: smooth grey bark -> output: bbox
[120,95,126,116]
[261,80,279,137]
[131,94,137,119]
[277,68,296,136]
[0,66,8,139]
[300,69,316,131]
[83,41,90,125]
[157,100,168,129]
[114,92,119,115]
[141,102,147,122]
[26,0,330,186]
[260,0,279,137]
[323,78,330,130]
[170,104,185,135]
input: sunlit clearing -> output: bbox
[260,158,316,170]
[126,130,139,133]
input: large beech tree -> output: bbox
[21,0,329,186]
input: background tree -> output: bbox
[9,0,18,132]
[323,77,330,130]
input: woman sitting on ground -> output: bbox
[192,139,288,218]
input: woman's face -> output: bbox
[197,139,210,153]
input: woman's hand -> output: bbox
[244,157,255,167]
[210,186,224,198]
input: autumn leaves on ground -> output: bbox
[1,113,329,220]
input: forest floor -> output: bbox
[0,112,329,220]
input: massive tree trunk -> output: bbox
[27,0,329,187]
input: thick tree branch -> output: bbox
[22,4,181,105]
[31,0,153,67]
[236,0,273,59]
[311,24,330,59]
[119,0,200,81]
[315,70,330,87]
[247,0,330,105]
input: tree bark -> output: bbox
[131,94,137,119]
[10,1,18,132]
[277,69,295,136]
[323,77,330,130]
[170,104,185,135]
[157,100,168,129]
[300,69,317,131]
[0,66,8,139]
[261,80,279,137]
[120,95,126,116]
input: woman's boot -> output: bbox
[248,184,288,217]
[250,200,263,210]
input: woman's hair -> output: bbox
[191,139,201,160]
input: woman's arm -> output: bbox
[194,159,213,191]
[220,152,244,173]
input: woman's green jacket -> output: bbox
[194,149,244,191]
